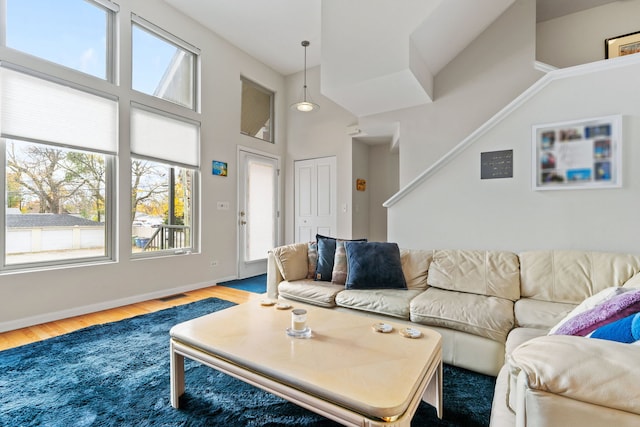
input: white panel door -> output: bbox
[294,156,337,242]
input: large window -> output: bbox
[1,3,202,270]
[5,0,117,80]
[241,77,274,142]
[132,15,199,110]
[130,105,199,255]
[1,66,117,268]
[5,140,111,265]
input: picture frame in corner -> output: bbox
[605,30,640,59]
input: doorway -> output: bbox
[294,156,337,242]
[238,149,279,278]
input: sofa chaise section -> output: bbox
[490,250,640,427]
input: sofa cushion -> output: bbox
[272,243,309,281]
[331,240,348,285]
[400,249,432,291]
[552,288,640,336]
[344,242,407,290]
[505,327,547,357]
[426,249,520,301]
[519,250,640,304]
[410,287,514,342]
[624,271,640,289]
[507,335,640,416]
[335,289,423,319]
[514,298,576,330]
[277,279,344,308]
[307,241,318,279]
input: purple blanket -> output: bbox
[553,288,640,336]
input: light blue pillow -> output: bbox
[344,242,407,290]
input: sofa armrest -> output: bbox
[266,250,283,299]
[508,335,640,415]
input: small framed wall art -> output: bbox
[532,115,622,191]
[605,30,640,59]
[212,160,228,176]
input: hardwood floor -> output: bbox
[0,285,259,352]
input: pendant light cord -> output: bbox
[302,40,309,101]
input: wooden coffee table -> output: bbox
[169,301,442,426]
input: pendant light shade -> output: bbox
[291,40,319,112]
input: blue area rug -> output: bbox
[218,273,267,293]
[0,298,495,426]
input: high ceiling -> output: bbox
[164,0,618,76]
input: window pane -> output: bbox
[132,24,195,109]
[241,78,274,142]
[131,159,194,253]
[5,0,109,79]
[246,159,275,261]
[5,140,108,265]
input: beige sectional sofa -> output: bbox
[266,243,640,426]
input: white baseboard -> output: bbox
[0,278,235,333]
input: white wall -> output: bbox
[367,0,542,187]
[351,140,370,239]
[284,66,358,243]
[537,0,640,68]
[0,0,287,330]
[385,0,640,254]
[368,145,399,242]
[388,59,640,253]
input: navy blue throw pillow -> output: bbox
[315,236,337,281]
[314,234,366,282]
[344,242,407,290]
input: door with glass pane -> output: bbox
[238,150,279,278]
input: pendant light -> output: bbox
[291,40,319,112]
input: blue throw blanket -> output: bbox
[590,312,640,343]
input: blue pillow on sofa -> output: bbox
[314,235,366,282]
[315,236,337,281]
[590,312,640,343]
[344,241,407,290]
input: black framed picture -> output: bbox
[605,30,640,58]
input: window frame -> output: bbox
[240,76,275,143]
[131,13,201,112]
[129,157,200,259]
[1,137,116,271]
[129,103,200,259]
[1,0,119,83]
[0,2,204,272]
